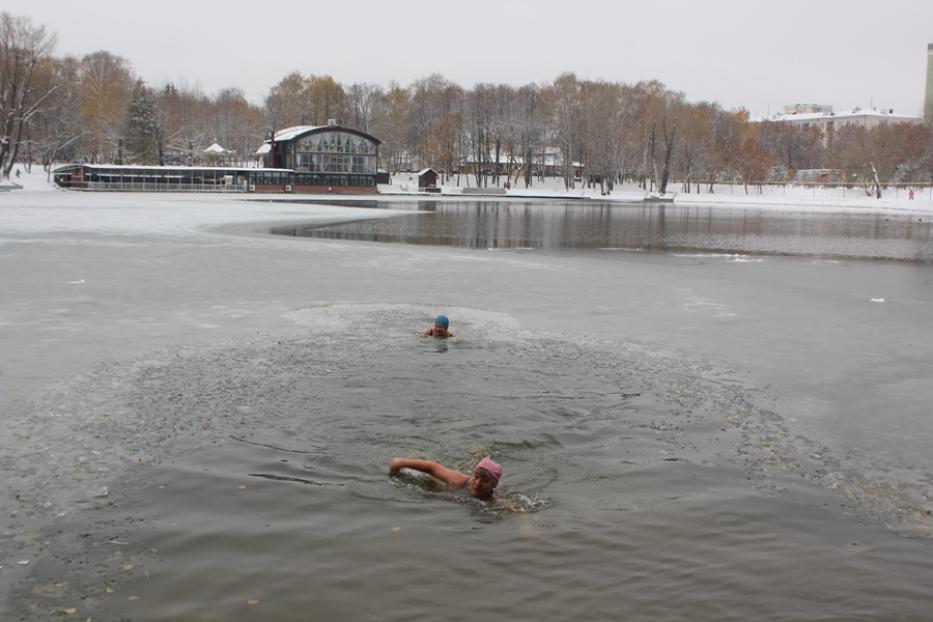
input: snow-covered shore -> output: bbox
[5,168,933,218]
[381,172,933,215]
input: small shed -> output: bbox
[417,168,438,189]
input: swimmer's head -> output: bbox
[434,315,449,329]
[469,456,503,498]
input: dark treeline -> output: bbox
[3,12,933,194]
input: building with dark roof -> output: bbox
[53,123,384,194]
[256,122,382,192]
[51,164,294,192]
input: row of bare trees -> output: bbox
[4,11,933,193]
[28,50,265,167]
[1,12,265,173]
[267,70,933,194]
[0,12,57,177]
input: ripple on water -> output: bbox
[5,303,933,621]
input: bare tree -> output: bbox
[406,74,461,170]
[579,81,628,193]
[22,55,81,170]
[676,102,716,193]
[156,82,211,164]
[76,50,134,162]
[658,114,678,194]
[264,71,307,129]
[304,75,348,125]
[706,109,744,192]
[347,82,382,133]
[488,84,518,186]
[369,83,409,172]
[756,121,823,175]
[466,84,496,187]
[425,111,463,179]
[546,73,581,190]
[211,87,263,163]
[512,84,545,188]
[0,12,59,177]
[736,123,773,194]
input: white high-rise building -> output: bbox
[925,43,933,126]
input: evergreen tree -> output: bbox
[124,80,162,164]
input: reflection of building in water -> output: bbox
[757,104,921,144]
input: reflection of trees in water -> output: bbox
[269,202,933,260]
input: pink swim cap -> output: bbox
[475,457,503,484]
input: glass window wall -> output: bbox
[290,131,377,176]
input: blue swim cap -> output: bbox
[434,315,449,329]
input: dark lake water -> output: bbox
[270,199,933,261]
[13,311,933,621]
[5,198,933,621]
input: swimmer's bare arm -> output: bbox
[389,458,469,489]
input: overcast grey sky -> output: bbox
[6,0,932,117]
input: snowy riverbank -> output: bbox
[381,172,933,215]
[5,168,933,218]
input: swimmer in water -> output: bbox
[389,456,502,499]
[422,315,453,338]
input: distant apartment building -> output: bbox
[758,104,921,143]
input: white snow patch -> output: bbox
[386,172,933,217]
[0,171,406,239]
